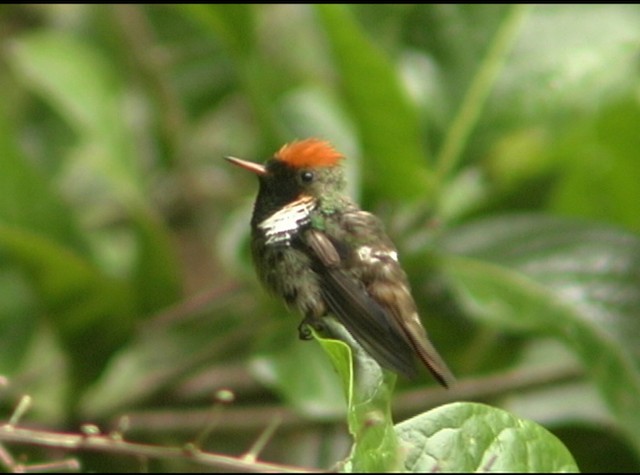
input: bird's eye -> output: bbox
[300,171,314,184]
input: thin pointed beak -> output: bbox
[225,156,267,176]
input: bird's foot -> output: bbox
[298,320,313,340]
[297,317,326,340]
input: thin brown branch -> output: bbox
[146,282,241,328]
[393,362,585,419]
[121,362,584,435]
[120,405,310,435]
[12,458,81,473]
[0,424,318,473]
[173,363,258,400]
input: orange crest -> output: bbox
[275,139,343,168]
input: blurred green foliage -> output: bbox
[1,4,640,472]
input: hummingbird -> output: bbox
[225,138,454,387]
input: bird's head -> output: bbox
[225,138,346,209]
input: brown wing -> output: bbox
[304,227,455,386]
[303,229,419,378]
[367,278,456,387]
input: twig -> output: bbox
[146,282,240,328]
[242,414,283,463]
[191,389,236,448]
[120,405,308,434]
[393,361,584,418]
[120,362,583,435]
[0,425,317,473]
[8,396,32,427]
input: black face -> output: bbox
[251,160,311,226]
[248,155,345,228]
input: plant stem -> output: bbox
[434,5,530,185]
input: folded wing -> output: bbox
[304,229,419,378]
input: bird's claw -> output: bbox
[298,320,313,340]
[298,317,327,340]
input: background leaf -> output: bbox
[0,94,87,253]
[8,31,145,205]
[439,214,640,452]
[0,225,134,394]
[315,4,431,202]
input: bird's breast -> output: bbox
[257,195,316,246]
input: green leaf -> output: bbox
[315,4,431,202]
[8,324,69,424]
[0,271,38,374]
[314,321,400,472]
[396,402,579,472]
[8,30,181,319]
[0,97,141,394]
[251,334,346,419]
[176,4,283,147]
[434,5,530,183]
[439,213,640,453]
[313,327,354,406]
[8,30,145,205]
[250,320,402,470]
[494,5,640,118]
[81,295,246,418]
[0,100,89,376]
[130,213,182,316]
[177,4,255,58]
[550,98,640,233]
[0,95,87,253]
[0,225,134,392]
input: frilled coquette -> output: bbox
[226,139,454,387]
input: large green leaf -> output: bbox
[8,31,144,204]
[438,213,640,452]
[396,402,579,472]
[550,99,640,233]
[176,4,283,147]
[130,212,182,315]
[177,4,255,58]
[8,30,181,318]
[0,225,134,392]
[494,5,640,119]
[0,94,87,253]
[315,4,431,202]
[0,99,89,375]
[0,270,37,375]
[80,303,243,418]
